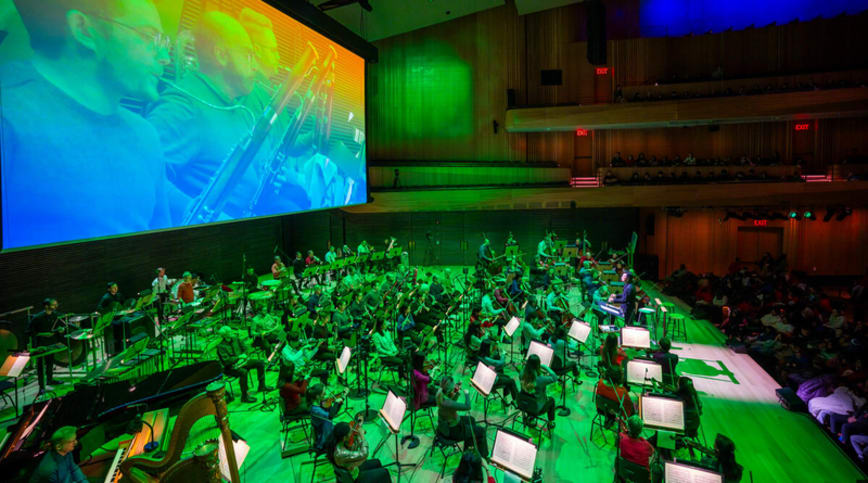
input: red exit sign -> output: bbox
[795,123,810,131]
[595,67,609,75]
[753,219,768,226]
[575,128,588,136]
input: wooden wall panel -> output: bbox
[0,218,283,315]
[645,208,868,278]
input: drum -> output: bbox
[54,338,87,367]
[0,320,20,363]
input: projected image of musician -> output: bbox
[0,0,173,249]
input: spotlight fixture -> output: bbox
[788,210,799,219]
[804,210,815,221]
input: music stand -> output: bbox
[0,353,30,417]
[375,390,415,482]
[620,326,651,350]
[625,358,663,387]
[663,461,723,483]
[639,394,685,433]
[525,340,553,368]
[335,346,352,375]
[490,429,538,481]
[504,316,521,367]
[568,319,597,377]
[388,247,402,259]
[471,361,500,425]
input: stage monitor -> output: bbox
[640,394,685,433]
[626,358,663,386]
[1,0,367,251]
[568,319,591,344]
[525,341,554,368]
[621,326,651,349]
[491,429,537,481]
[663,461,723,483]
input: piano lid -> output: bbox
[0,361,221,478]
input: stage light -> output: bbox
[788,210,798,219]
[804,210,815,220]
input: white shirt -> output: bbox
[152,276,168,294]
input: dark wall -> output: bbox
[289,207,639,267]
[0,206,637,340]
[0,217,284,317]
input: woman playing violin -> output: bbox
[325,420,390,483]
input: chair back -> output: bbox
[594,387,624,417]
[516,390,538,414]
[615,456,651,482]
[331,464,355,483]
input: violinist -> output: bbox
[436,375,490,458]
[372,319,405,377]
[545,281,568,322]
[307,383,344,451]
[480,291,505,320]
[411,352,437,410]
[519,354,558,430]
[333,300,356,341]
[600,333,628,373]
[465,321,505,371]
[397,303,420,347]
[251,307,281,352]
[325,421,391,483]
[278,360,312,417]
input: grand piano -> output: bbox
[0,361,238,482]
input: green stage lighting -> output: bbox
[804,211,815,220]
[789,211,798,219]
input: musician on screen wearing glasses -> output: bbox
[30,426,86,483]
[2,0,172,249]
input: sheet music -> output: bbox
[0,354,30,378]
[218,436,250,481]
[379,391,406,433]
[336,346,352,374]
[641,395,685,432]
[525,341,553,367]
[621,326,651,349]
[491,430,537,480]
[505,316,520,337]
[471,362,497,396]
[626,359,663,385]
[568,320,591,343]
[664,461,723,483]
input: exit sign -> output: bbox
[795,123,810,131]
[753,219,768,226]
[595,67,609,75]
[575,128,588,136]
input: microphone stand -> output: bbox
[555,337,571,416]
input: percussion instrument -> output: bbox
[55,337,88,367]
[248,291,274,301]
[0,320,20,363]
[68,314,91,325]
[261,279,282,288]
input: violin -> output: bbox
[323,388,350,408]
[346,413,365,449]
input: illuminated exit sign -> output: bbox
[794,123,810,131]
[753,219,768,226]
[595,67,609,75]
[575,128,588,136]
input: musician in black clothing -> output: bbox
[217,326,269,403]
[610,271,637,325]
[28,298,64,388]
[96,282,123,313]
[477,237,493,269]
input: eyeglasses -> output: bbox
[88,13,170,53]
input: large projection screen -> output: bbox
[1,0,367,250]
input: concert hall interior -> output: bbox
[3,0,868,482]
